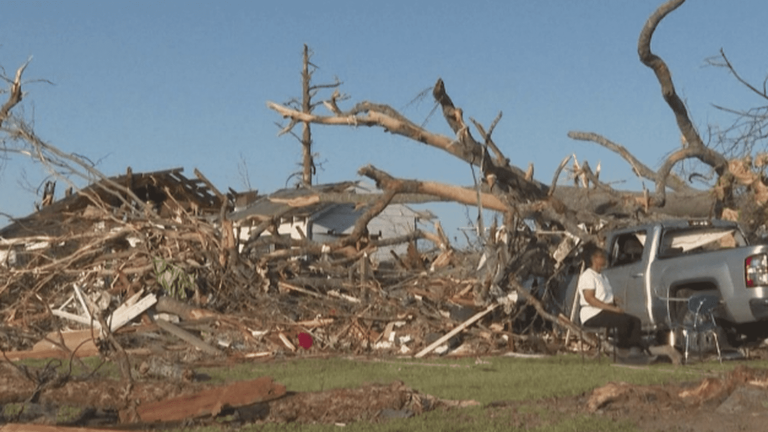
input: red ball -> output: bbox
[298,332,313,349]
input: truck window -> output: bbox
[659,227,745,257]
[611,231,646,267]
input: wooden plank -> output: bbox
[108,293,157,331]
[154,318,222,356]
[193,168,226,200]
[51,292,156,334]
[296,317,335,328]
[278,332,296,352]
[155,296,218,320]
[414,303,498,358]
[327,290,361,303]
[277,281,322,298]
[0,425,118,432]
[243,351,273,359]
[51,310,100,329]
[452,282,475,299]
[136,376,286,422]
[73,285,92,322]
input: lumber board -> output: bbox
[414,303,498,358]
[153,318,222,356]
[135,376,286,422]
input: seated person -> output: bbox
[578,248,647,358]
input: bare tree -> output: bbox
[706,48,768,159]
[274,45,344,186]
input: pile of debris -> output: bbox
[0,167,579,367]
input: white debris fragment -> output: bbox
[374,341,393,350]
[433,344,449,355]
[250,329,268,338]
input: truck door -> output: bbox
[603,231,650,325]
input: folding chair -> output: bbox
[680,294,723,364]
[579,325,617,363]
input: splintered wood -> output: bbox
[135,376,286,422]
[0,426,118,432]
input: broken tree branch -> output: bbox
[359,165,507,211]
[0,59,29,129]
[638,0,729,206]
[567,131,692,192]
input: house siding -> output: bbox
[233,181,430,262]
[312,203,419,261]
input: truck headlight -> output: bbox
[746,254,768,287]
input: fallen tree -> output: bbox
[264,0,768,335]
[268,0,768,237]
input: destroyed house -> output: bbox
[0,167,224,266]
[229,181,433,261]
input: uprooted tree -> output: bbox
[266,0,768,321]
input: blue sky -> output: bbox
[1,1,767,240]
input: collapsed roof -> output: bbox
[0,167,225,240]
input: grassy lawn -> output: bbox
[201,354,725,403]
[183,353,760,431]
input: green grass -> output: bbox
[199,353,746,404]
[55,404,83,424]
[13,355,119,379]
[177,353,768,432]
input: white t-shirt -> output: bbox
[578,268,614,324]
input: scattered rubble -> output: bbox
[0,165,582,427]
[0,166,579,365]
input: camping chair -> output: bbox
[660,293,723,364]
[680,294,723,364]
[573,299,617,362]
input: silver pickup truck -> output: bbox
[564,219,768,350]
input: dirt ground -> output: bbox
[0,359,474,427]
[483,387,767,432]
[559,365,768,432]
[3,357,768,431]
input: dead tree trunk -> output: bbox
[301,44,314,185]
[274,45,343,187]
